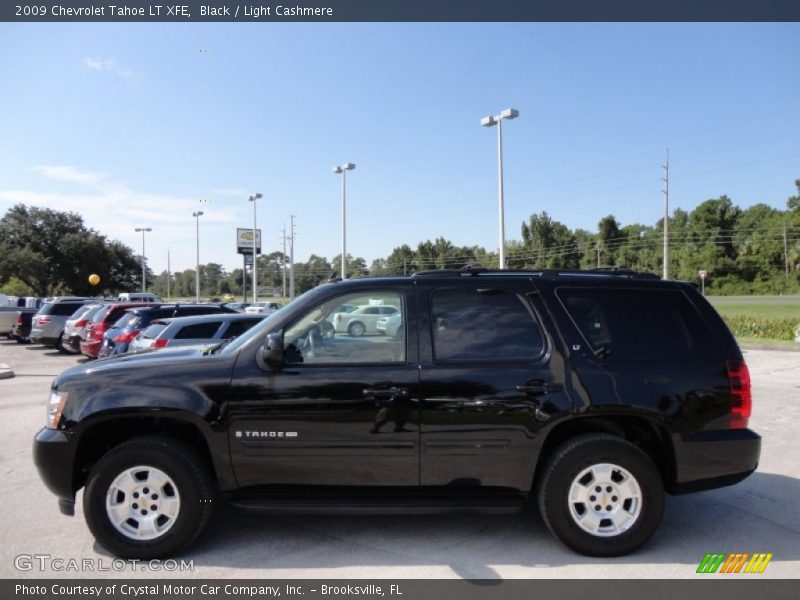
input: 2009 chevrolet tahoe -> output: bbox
[34,267,760,559]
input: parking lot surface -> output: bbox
[0,339,798,579]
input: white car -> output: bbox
[332,305,400,337]
[245,302,283,315]
[376,312,402,338]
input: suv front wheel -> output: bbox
[537,433,664,557]
[83,435,215,559]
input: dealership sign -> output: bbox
[237,228,261,254]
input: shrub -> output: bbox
[723,315,798,341]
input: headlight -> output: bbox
[47,390,68,429]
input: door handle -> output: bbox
[515,380,560,395]
[363,387,410,399]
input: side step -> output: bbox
[227,486,529,515]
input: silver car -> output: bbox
[63,303,105,353]
[128,313,266,352]
[30,297,98,352]
[376,312,403,338]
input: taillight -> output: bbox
[37,316,51,325]
[153,339,169,348]
[726,359,752,429]
[336,314,342,323]
[114,331,140,343]
[92,323,108,340]
[75,319,88,328]
[16,314,24,325]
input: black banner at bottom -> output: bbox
[3,580,798,600]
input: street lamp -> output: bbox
[248,193,262,303]
[134,227,152,292]
[480,108,519,270]
[192,211,204,302]
[332,163,355,279]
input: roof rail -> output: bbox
[410,266,661,280]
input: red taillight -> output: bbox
[726,359,752,429]
[16,314,24,325]
[335,314,342,323]
[114,331,140,343]
[152,338,169,349]
[37,316,51,325]
[92,323,108,340]
[75,319,88,328]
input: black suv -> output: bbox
[33,268,760,559]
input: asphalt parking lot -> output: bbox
[0,339,798,579]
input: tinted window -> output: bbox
[176,306,223,317]
[69,305,93,320]
[224,319,260,338]
[41,302,90,317]
[557,288,709,361]
[113,313,140,329]
[431,288,544,362]
[174,322,221,339]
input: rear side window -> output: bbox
[92,306,111,323]
[431,288,544,362]
[41,302,89,317]
[224,319,260,338]
[556,288,712,361]
[174,322,222,339]
[69,305,93,320]
[175,307,223,317]
[113,313,139,329]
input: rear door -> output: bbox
[416,278,572,490]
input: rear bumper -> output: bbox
[33,427,78,503]
[80,339,102,357]
[31,335,59,347]
[670,428,761,494]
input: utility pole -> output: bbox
[784,219,790,282]
[289,215,296,301]
[662,148,670,280]
[281,224,288,299]
[595,241,601,268]
[166,248,171,299]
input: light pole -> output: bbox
[192,211,204,302]
[332,163,355,279]
[248,193,262,303]
[481,108,519,270]
[134,227,152,292]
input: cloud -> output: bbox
[82,57,142,81]
[33,165,106,186]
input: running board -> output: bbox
[227,487,528,515]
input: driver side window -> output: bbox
[283,291,405,365]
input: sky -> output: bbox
[0,22,798,275]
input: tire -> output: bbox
[83,435,215,559]
[347,321,366,337]
[55,332,69,353]
[537,433,664,557]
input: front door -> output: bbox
[228,286,420,488]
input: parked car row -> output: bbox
[8,296,269,359]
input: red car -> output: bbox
[79,303,154,358]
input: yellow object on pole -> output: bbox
[88,274,101,286]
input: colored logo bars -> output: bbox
[697,552,773,574]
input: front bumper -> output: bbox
[33,427,78,503]
[671,428,761,494]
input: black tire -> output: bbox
[55,332,68,353]
[537,433,664,557]
[83,435,215,559]
[347,321,366,337]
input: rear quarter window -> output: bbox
[556,287,716,361]
[174,322,222,339]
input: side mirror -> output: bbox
[259,330,284,372]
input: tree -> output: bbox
[0,204,142,296]
[787,178,800,212]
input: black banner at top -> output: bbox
[2,0,800,22]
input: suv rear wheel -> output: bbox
[537,433,664,556]
[347,321,366,337]
[83,435,215,559]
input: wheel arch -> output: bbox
[73,412,231,494]
[532,415,676,493]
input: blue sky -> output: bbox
[0,23,798,274]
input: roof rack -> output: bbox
[411,265,660,280]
